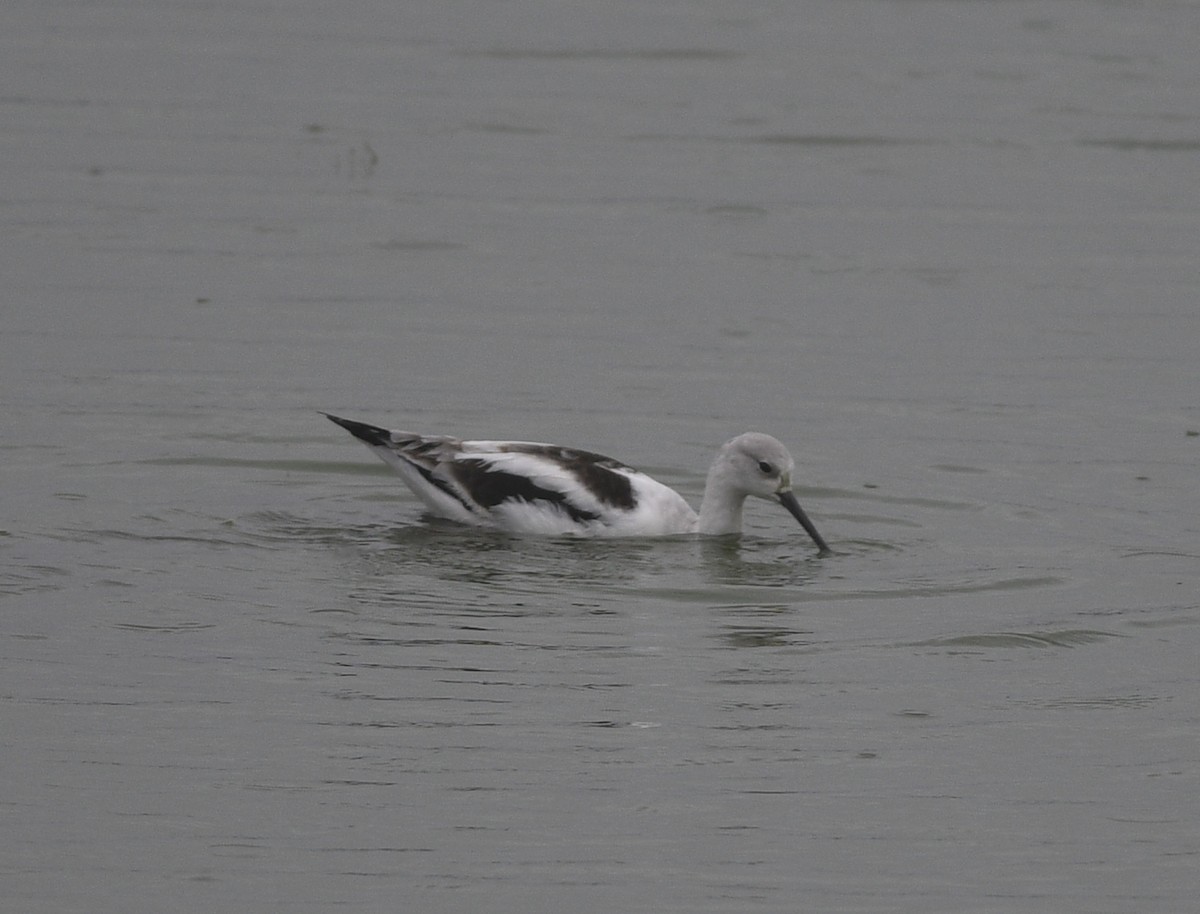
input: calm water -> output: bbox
[3,1,1199,911]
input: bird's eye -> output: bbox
[758,461,774,475]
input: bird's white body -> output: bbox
[325,414,829,550]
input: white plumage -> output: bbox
[324,414,829,550]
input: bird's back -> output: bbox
[358,427,696,535]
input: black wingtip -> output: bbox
[323,412,392,447]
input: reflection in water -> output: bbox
[700,536,830,590]
[374,523,685,589]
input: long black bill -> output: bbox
[778,490,831,555]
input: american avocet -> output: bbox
[324,413,830,550]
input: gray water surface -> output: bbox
[3,1,1199,911]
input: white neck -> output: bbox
[696,461,747,535]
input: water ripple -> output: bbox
[909,629,1122,650]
